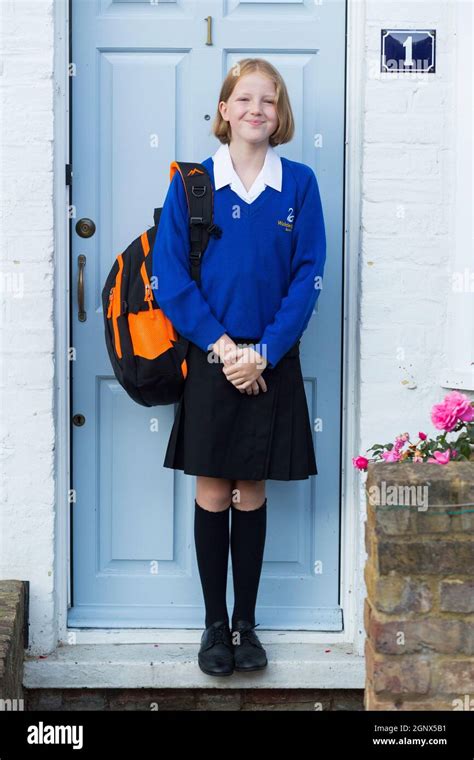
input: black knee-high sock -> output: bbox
[230,498,267,629]
[194,500,231,628]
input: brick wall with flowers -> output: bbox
[360,392,474,710]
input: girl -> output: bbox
[152,58,326,677]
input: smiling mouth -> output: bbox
[247,121,264,125]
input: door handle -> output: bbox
[77,254,86,322]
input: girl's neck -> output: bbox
[228,139,269,175]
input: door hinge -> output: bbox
[65,163,73,186]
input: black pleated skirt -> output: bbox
[163,336,317,481]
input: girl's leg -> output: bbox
[230,479,267,629]
[231,479,266,511]
[196,475,234,513]
[194,476,233,627]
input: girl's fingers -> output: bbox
[222,362,264,393]
[234,379,253,391]
[224,369,248,383]
[222,347,245,366]
[225,373,250,391]
[223,363,245,378]
[222,349,242,366]
[228,372,265,393]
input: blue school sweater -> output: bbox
[151,155,326,369]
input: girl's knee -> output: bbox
[232,479,266,510]
[196,476,233,511]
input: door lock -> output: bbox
[75,218,96,238]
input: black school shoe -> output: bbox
[198,620,234,676]
[231,620,268,672]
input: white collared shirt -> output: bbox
[212,142,282,204]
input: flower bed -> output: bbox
[353,391,474,469]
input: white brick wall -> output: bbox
[0,0,471,658]
[355,2,473,664]
[0,0,57,652]
[359,0,472,458]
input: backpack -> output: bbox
[101,161,222,407]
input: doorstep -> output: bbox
[24,642,365,689]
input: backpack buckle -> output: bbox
[191,185,206,198]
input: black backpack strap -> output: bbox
[170,161,222,286]
[153,207,161,226]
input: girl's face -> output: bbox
[218,72,279,147]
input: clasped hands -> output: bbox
[212,335,268,395]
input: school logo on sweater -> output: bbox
[277,207,295,232]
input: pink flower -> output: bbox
[445,391,474,423]
[431,402,459,432]
[393,433,410,453]
[431,391,474,431]
[418,432,427,440]
[352,456,369,471]
[427,450,452,465]
[394,432,409,447]
[413,453,424,462]
[382,449,401,462]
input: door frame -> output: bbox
[53,0,365,650]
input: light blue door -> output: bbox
[70,0,345,629]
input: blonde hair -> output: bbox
[212,58,295,147]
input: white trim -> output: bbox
[438,0,474,392]
[54,0,72,646]
[53,1,365,669]
[340,0,366,658]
